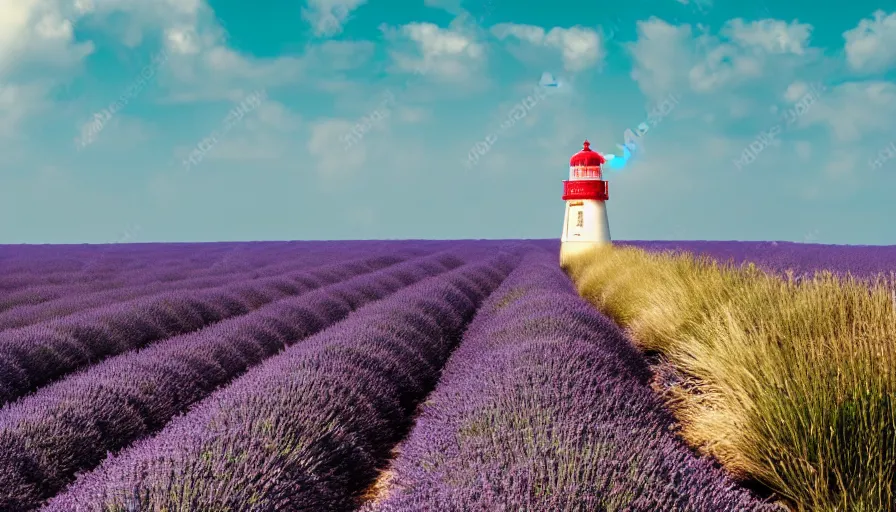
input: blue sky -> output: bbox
[1,0,895,244]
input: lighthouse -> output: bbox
[560,140,611,263]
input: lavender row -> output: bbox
[0,244,242,292]
[0,246,399,330]
[368,251,780,512]
[0,253,323,321]
[0,252,464,510]
[0,244,339,312]
[0,240,491,284]
[0,254,409,407]
[0,240,493,294]
[0,247,253,298]
[0,242,409,309]
[0,241,437,292]
[0,241,509,323]
[44,254,518,511]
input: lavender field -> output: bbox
[0,239,888,511]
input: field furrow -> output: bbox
[367,251,779,512]
[0,254,409,407]
[0,252,463,510]
[42,252,519,511]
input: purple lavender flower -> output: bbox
[0,254,415,407]
[0,252,468,510]
[42,253,520,511]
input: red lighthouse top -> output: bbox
[569,140,605,180]
[569,140,606,167]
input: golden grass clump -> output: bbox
[563,245,896,512]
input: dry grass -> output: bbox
[562,245,896,512]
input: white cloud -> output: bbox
[843,10,896,73]
[308,118,367,175]
[627,19,695,100]
[195,99,303,163]
[688,42,764,93]
[164,25,202,55]
[302,0,368,38]
[630,17,817,100]
[616,14,896,188]
[250,100,303,132]
[0,0,205,72]
[422,0,465,16]
[690,19,813,94]
[801,80,896,142]
[0,0,94,75]
[75,114,152,151]
[490,23,604,72]
[158,39,376,103]
[491,23,545,45]
[396,106,430,123]
[721,18,813,55]
[384,22,485,82]
[0,82,53,137]
[783,80,813,102]
[0,0,232,131]
[544,27,604,72]
[404,23,484,62]
[0,0,361,105]
[74,0,94,15]
[156,19,348,103]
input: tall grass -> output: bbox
[562,245,896,512]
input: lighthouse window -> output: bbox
[576,211,584,227]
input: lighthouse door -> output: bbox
[566,204,586,238]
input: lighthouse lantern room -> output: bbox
[560,140,611,263]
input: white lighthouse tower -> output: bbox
[560,140,611,263]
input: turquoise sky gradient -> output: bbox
[1,0,895,244]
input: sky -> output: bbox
[1,0,895,245]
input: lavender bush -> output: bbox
[0,243,248,292]
[0,252,463,510]
[0,241,443,320]
[0,240,439,293]
[0,250,373,330]
[366,251,782,512]
[0,244,286,307]
[43,254,518,511]
[0,245,286,306]
[0,254,409,407]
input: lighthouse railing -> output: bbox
[569,165,603,180]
